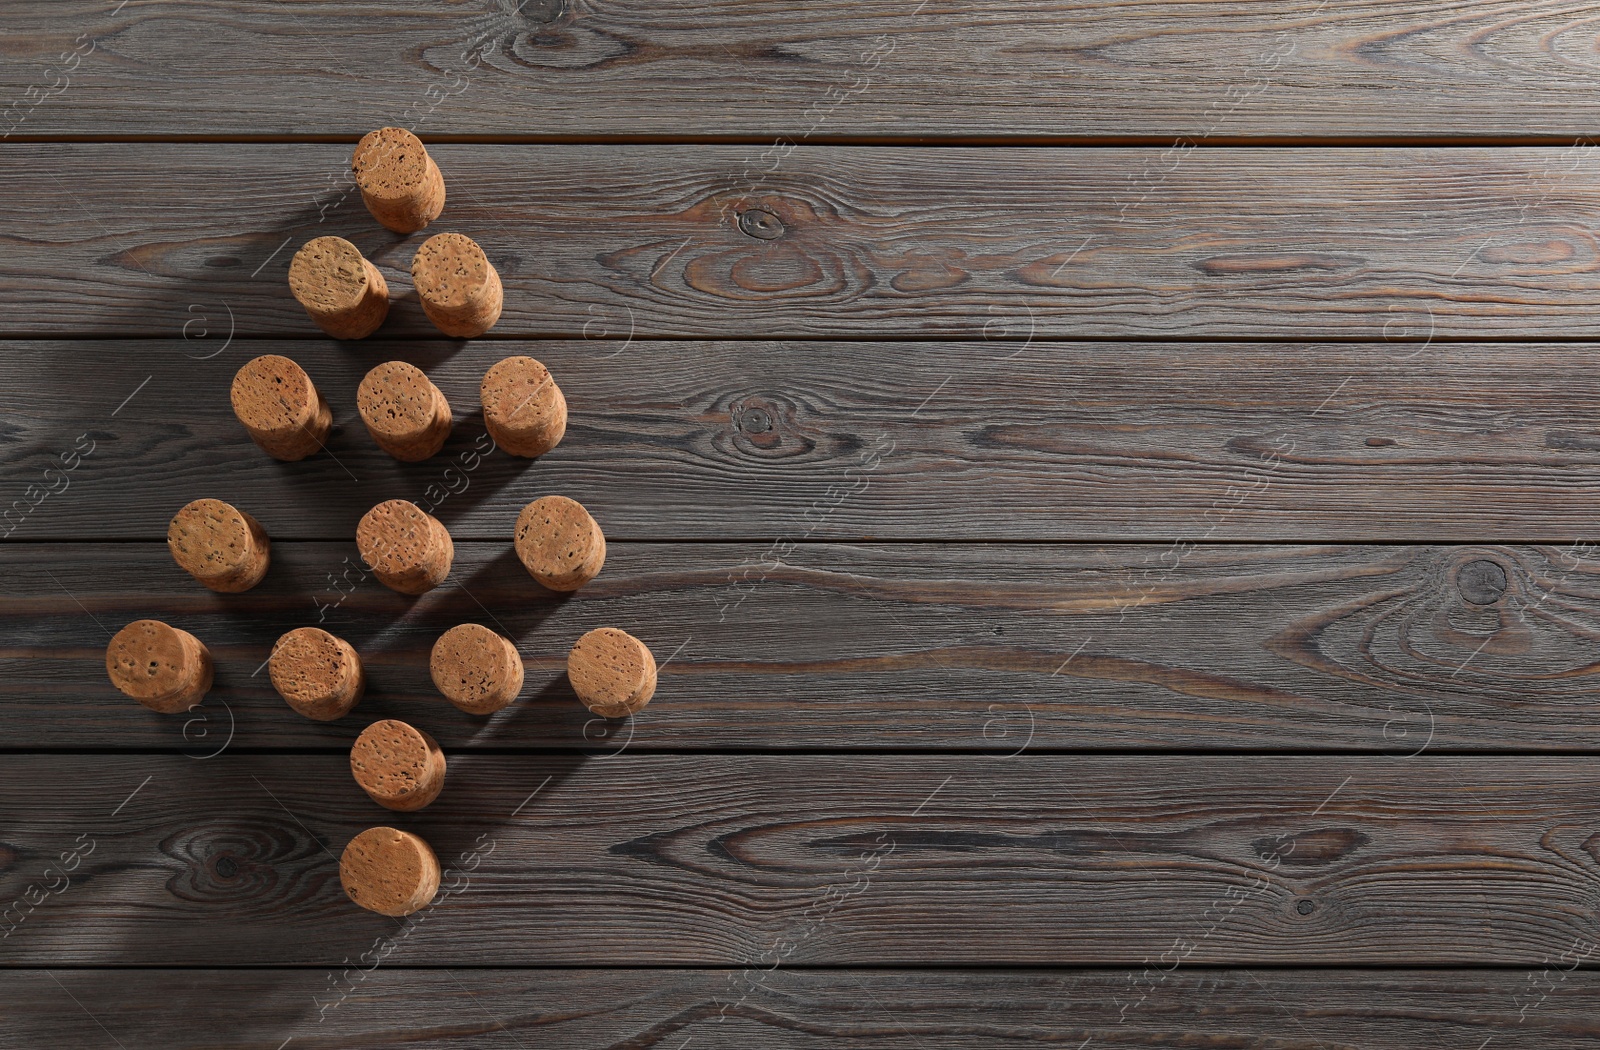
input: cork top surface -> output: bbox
[167,498,252,580]
[411,233,492,309]
[568,627,655,714]
[268,627,351,703]
[515,496,601,579]
[231,355,316,434]
[287,236,373,313]
[481,356,560,430]
[340,826,440,917]
[350,719,438,801]
[352,127,431,201]
[358,361,438,438]
[106,619,193,701]
[431,623,520,707]
[356,500,441,574]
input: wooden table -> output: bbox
[4,2,1600,1044]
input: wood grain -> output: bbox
[8,339,1600,542]
[6,541,1600,752]
[10,2,1600,141]
[2,754,1598,965]
[4,145,1600,338]
[7,968,1599,1048]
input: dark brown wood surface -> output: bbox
[8,968,1599,1048]
[9,1,1600,141]
[5,541,1597,751]
[2,754,1596,966]
[9,339,1600,542]
[5,145,1600,339]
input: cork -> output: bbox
[230,354,333,461]
[357,361,452,462]
[411,232,503,338]
[480,356,567,458]
[356,499,454,595]
[514,495,605,592]
[268,626,365,721]
[430,623,524,715]
[567,627,657,718]
[350,719,447,812]
[106,619,213,714]
[167,498,271,592]
[352,127,446,235]
[287,236,390,340]
[340,826,441,917]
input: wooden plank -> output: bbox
[9,2,1600,141]
[6,968,1598,1048]
[7,338,1600,542]
[1,754,1595,965]
[4,145,1600,339]
[6,541,1600,752]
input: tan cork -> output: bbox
[167,498,271,593]
[230,354,333,462]
[350,719,447,812]
[514,495,605,592]
[106,619,213,714]
[355,499,454,595]
[567,627,657,719]
[430,623,524,715]
[287,236,390,340]
[268,626,365,721]
[480,356,567,458]
[357,361,452,462]
[340,826,441,917]
[352,127,446,235]
[411,232,503,338]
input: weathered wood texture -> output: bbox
[6,968,1599,1048]
[4,145,1600,339]
[9,339,1600,542]
[8,2,1600,141]
[2,755,1597,965]
[6,541,1599,752]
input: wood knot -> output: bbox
[1457,559,1508,605]
[516,0,567,25]
[1295,898,1315,916]
[729,396,805,457]
[737,209,785,240]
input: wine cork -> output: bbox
[567,627,657,718]
[480,356,567,458]
[357,361,452,462]
[514,495,605,592]
[230,354,333,462]
[340,827,441,917]
[350,719,446,812]
[430,623,524,715]
[352,127,446,235]
[106,619,213,714]
[411,232,503,338]
[355,499,454,595]
[268,626,364,721]
[287,236,390,340]
[167,498,271,593]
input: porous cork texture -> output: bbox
[514,495,605,592]
[356,499,454,595]
[350,719,447,812]
[480,356,567,457]
[106,619,213,714]
[340,826,441,917]
[411,232,503,338]
[430,623,525,715]
[352,127,446,234]
[268,627,365,721]
[230,354,333,462]
[568,627,657,719]
[357,361,452,462]
[167,498,271,592]
[287,236,390,340]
